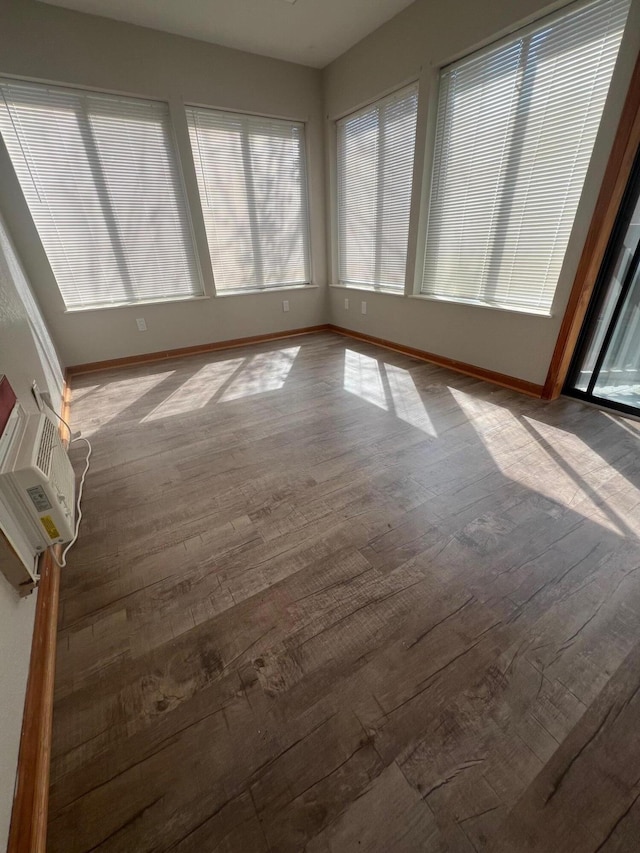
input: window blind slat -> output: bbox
[337,84,418,292]
[0,80,202,310]
[186,107,310,292]
[421,0,630,313]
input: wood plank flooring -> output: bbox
[48,332,640,852]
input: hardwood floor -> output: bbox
[47,331,640,852]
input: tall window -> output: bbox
[421,0,630,314]
[186,107,310,293]
[0,80,201,310]
[337,85,418,292]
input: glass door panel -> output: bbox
[593,263,640,406]
[566,148,640,415]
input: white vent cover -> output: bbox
[36,415,56,476]
[0,413,75,559]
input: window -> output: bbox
[421,0,630,314]
[0,80,202,310]
[337,84,418,292]
[186,107,310,293]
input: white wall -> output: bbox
[0,0,636,845]
[0,0,327,367]
[0,570,36,853]
[1,0,638,381]
[0,209,64,851]
[324,0,640,385]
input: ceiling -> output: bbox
[38,0,416,68]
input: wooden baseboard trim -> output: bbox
[59,379,72,445]
[7,550,60,853]
[66,323,544,397]
[328,325,544,398]
[60,382,71,426]
[67,325,331,376]
[8,380,70,852]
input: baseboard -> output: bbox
[328,325,544,398]
[7,550,60,853]
[67,323,543,396]
[67,325,331,376]
[60,381,71,428]
[8,381,69,853]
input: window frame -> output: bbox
[184,102,314,296]
[0,75,206,312]
[333,81,420,295]
[414,0,631,316]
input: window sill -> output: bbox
[408,293,553,318]
[330,283,406,297]
[215,284,319,297]
[64,294,210,313]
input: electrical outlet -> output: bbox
[31,381,45,411]
[344,298,349,309]
[283,300,290,312]
[136,318,147,332]
[361,301,367,315]
[31,381,52,413]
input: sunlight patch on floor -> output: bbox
[343,350,437,436]
[68,384,101,404]
[344,349,388,410]
[142,358,245,421]
[77,372,175,434]
[220,347,300,401]
[450,388,621,534]
[524,415,640,536]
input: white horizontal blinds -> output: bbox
[0,81,201,310]
[186,107,310,291]
[421,0,630,313]
[337,84,418,290]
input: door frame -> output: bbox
[543,50,640,400]
[564,143,640,417]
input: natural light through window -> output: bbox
[337,85,418,292]
[0,80,202,309]
[143,359,246,421]
[142,348,301,420]
[524,415,640,537]
[220,347,300,401]
[84,372,175,435]
[421,0,630,314]
[344,350,387,410]
[449,387,638,536]
[186,107,311,292]
[343,350,436,435]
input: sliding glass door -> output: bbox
[565,148,640,415]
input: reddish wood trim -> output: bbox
[328,324,544,398]
[57,378,72,446]
[60,380,71,427]
[7,550,60,853]
[67,325,331,376]
[543,51,640,400]
[8,388,70,851]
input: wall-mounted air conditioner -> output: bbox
[0,411,75,556]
